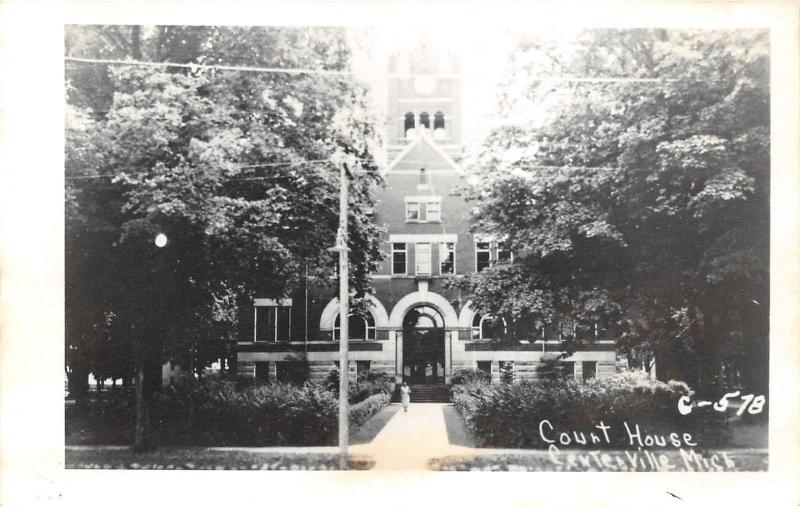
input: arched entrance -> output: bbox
[402,305,445,384]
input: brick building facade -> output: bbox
[236,40,622,386]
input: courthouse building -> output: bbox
[235,41,621,390]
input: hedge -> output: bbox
[151,379,338,446]
[451,371,728,449]
[67,375,394,447]
[148,377,390,447]
[324,370,396,404]
[349,392,391,427]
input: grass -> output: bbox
[429,449,768,472]
[66,448,374,470]
[66,402,134,445]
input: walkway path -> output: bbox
[350,402,478,470]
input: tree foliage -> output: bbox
[456,29,769,393]
[65,26,383,392]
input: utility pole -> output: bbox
[330,151,353,470]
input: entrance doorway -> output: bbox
[402,305,445,384]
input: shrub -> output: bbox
[324,369,396,404]
[349,392,391,427]
[151,377,339,446]
[535,354,572,382]
[499,361,514,384]
[452,371,727,449]
[68,375,392,447]
[450,369,491,386]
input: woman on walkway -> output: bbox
[400,382,411,412]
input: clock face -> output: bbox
[413,75,436,96]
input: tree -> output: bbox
[65,26,384,445]
[456,29,769,395]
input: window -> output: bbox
[439,242,455,275]
[477,361,492,375]
[471,313,506,340]
[255,305,291,341]
[415,243,432,275]
[255,362,269,384]
[392,242,407,275]
[476,242,491,272]
[540,323,560,341]
[406,201,420,221]
[356,361,371,375]
[419,167,428,185]
[497,241,513,262]
[404,112,415,136]
[276,361,307,384]
[471,314,482,339]
[433,112,446,140]
[582,361,597,383]
[562,361,575,378]
[405,196,441,222]
[474,240,512,271]
[334,313,376,340]
[593,321,608,340]
[426,201,441,222]
[419,111,430,129]
[433,111,445,130]
[558,320,576,341]
[404,305,444,329]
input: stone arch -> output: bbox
[388,291,459,328]
[458,300,479,328]
[319,294,390,330]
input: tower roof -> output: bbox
[388,35,458,75]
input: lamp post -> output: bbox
[329,151,355,469]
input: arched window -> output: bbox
[404,112,416,138]
[403,305,444,329]
[419,112,430,129]
[333,313,376,340]
[433,111,445,130]
[471,314,507,340]
[419,167,428,185]
[433,111,446,140]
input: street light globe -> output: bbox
[154,233,168,248]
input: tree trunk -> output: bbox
[131,25,143,60]
[132,326,154,452]
[67,363,90,406]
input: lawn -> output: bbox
[66,448,374,470]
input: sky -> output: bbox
[348,24,522,157]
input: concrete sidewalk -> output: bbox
[350,402,477,470]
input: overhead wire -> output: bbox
[65,56,678,83]
[65,56,356,77]
[64,57,677,182]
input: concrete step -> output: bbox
[408,385,450,403]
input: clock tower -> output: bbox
[387,37,463,162]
